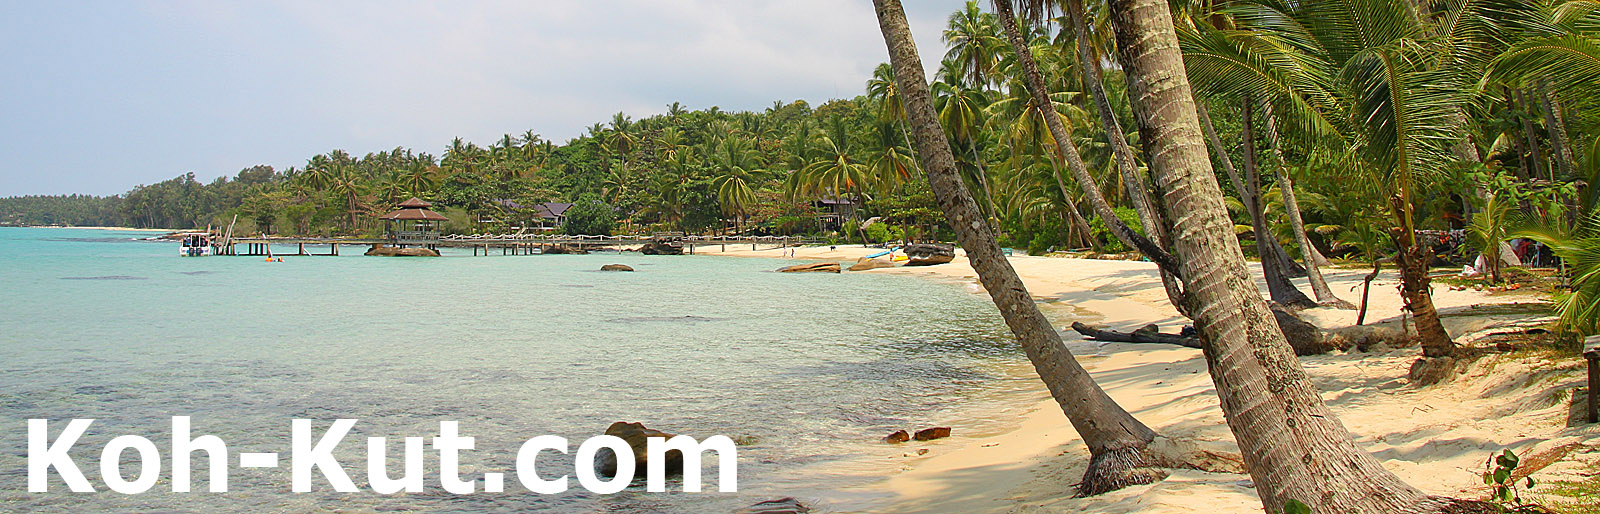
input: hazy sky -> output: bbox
[0,1,970,196]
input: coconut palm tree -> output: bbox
[871,0,1167,495]
[709,136,762,232]
[1098,0,1495,510]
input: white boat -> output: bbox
[178,232,214,257]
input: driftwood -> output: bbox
[1073,305,1332,356]
[1071,322,1202,348]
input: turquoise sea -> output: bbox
[0,227,1040,513]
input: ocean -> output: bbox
[0,227,1039,513]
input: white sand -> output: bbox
[705,243,1600,512]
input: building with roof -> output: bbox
[380,197,447,249]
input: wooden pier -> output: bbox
[221,234,806,257]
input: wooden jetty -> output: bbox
[221,233,807,257]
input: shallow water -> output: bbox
[0,228,1039,513]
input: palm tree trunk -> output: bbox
[1065,0,1187,313]
[1539,80,1576,180]
[1048,156,1100,251]
[1516,89,1549,182]
[873,0,1165,495]
[1259,100,1353,308]
[993,0,1179,276]
[1196,102,1304,278]
[969,139,1003,224]
[1100,0,1491,511]
[1241,99,1316,308]
[1389,195,1458,359]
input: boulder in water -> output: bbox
[902,243,955,266]
[848,257,896,271]
[600,264,634,272]
[640,238,683,255]
[594,422,683,477]
[777,262,840,273]
[913,427,951,441]
[365,244,439,257]
[883,430,910,444]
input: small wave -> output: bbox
[177,271,214,276]
[61,275,146,280]
[606,315,724,323]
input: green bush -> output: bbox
[864,223,891,244]
[1088,207,1143,252]
[561,194,616,235]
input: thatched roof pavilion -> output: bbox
[381,198,446,249]
[381,197,449,222]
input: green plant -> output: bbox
[1482,449,1540,512]
[1283,499,1311,514]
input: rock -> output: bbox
[1270,303,1330,355]
[912,427,951,441]
[902,243,955,266]
[641,238,683,255]
[777,262,840,273]
[737,497,810,514]
[364,244,439,257]
[848,257,895,271]
[593,422,683,477]
[883,430,910,444]
[543,243,589,255]
[600,264,634,272]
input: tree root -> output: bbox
[1077,446,1169,497]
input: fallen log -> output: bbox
[1071,322,1201,349]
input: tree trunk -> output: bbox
[1259,100,1353,308]
[1049,157,1101,251]
[873,0,1165,495]
[1539,80,1576,180]
[1196,102,1304,279]
[1389,205,1457,358]
[1516,89,1549,182]
[1065,0,1188,314]
[993,0,1179,275]
[1100,0,1489,511]
[970,139,1003,225]
[1241,99,1316,308]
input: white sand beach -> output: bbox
[704,243,1600,512]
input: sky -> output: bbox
[0,1,969,196]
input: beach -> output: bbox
[704,243,1600,512]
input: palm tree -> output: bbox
[944,1,1005,88]
[709,136,762,232]
[872,0,1167,496]
[789,117,875,201]
[1099,0,1493,510]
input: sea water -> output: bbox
[0,228,1040,513]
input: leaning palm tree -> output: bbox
[872,0,1167,495]
[1096,0,1494,510]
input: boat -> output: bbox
[178,232,215,257]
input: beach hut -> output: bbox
[380,198,448,250]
